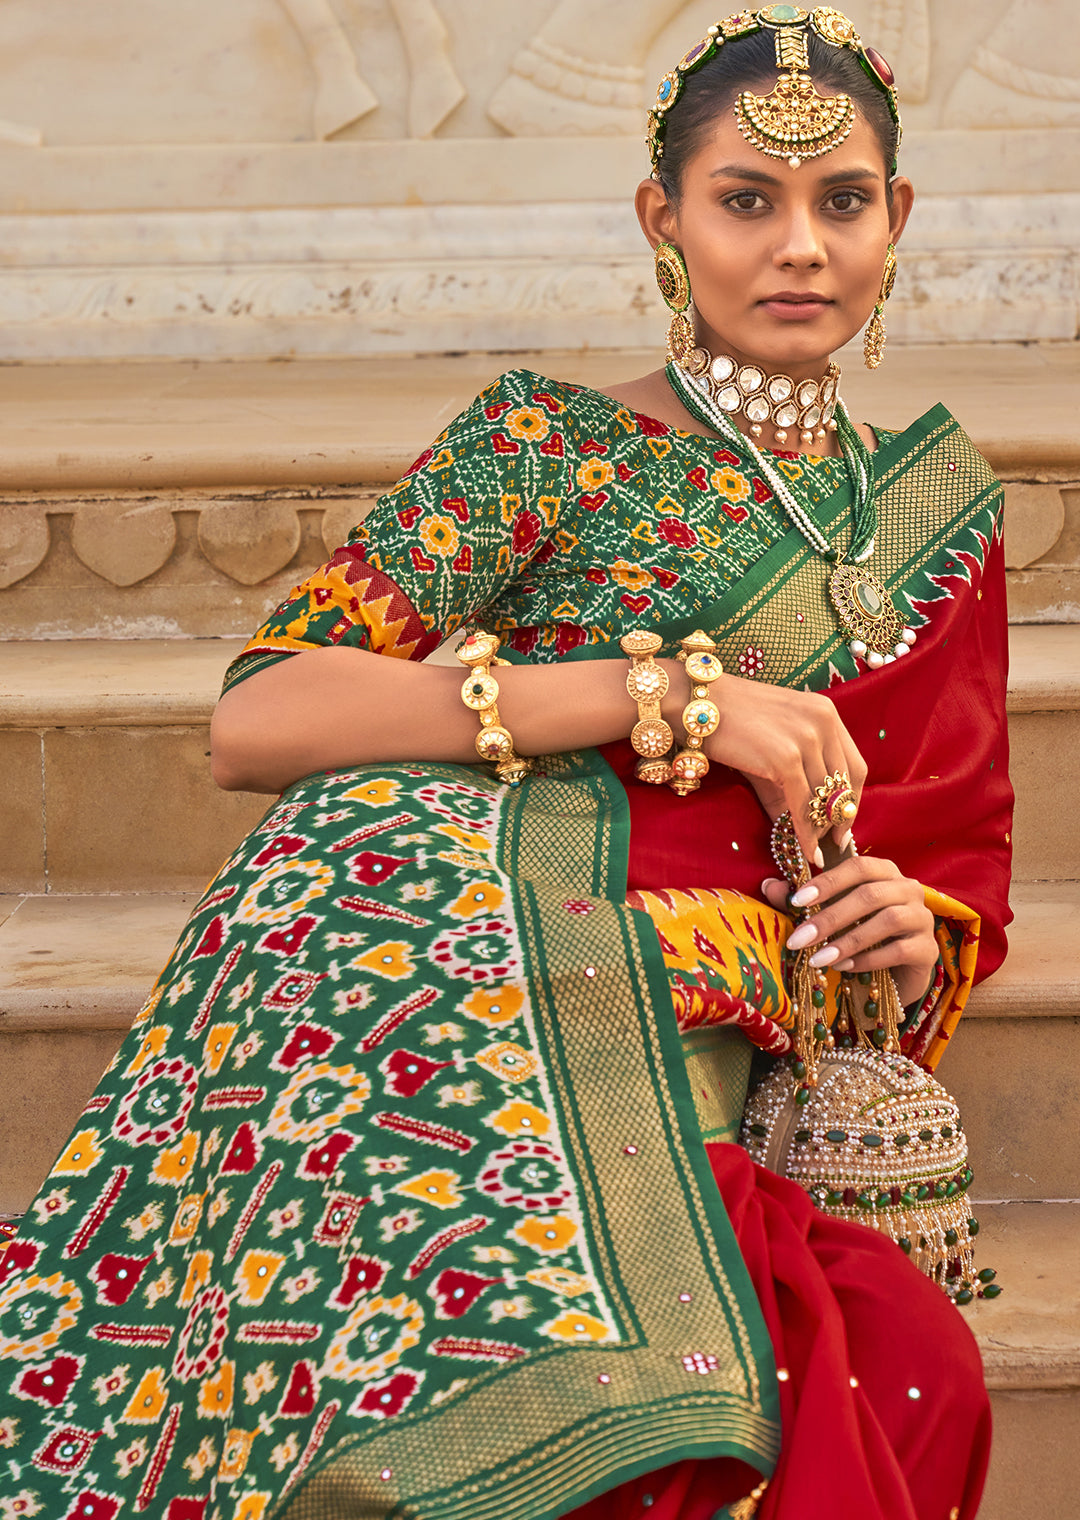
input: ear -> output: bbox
[635,177,681,250]
[886,174,915,245]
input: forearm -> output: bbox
[211,645,680,794]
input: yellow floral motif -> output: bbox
[461,984,524,1027]
[325,1293,424,1383]
[342,777,401,807]
[394,1169,465,1210]
[489,1295,533,1322]
[53,1128,103,1177]
[418,514,461,559]
[125,1025,169,1075]
[121,1366,170,1424]
[500,492,521,525]
[218,1427,256,1481]
[436,1082,483,1108]
[268,1063,371,1145]
[527,1267,594,1297]
[169,1193,205,1246]
[144,1269,175,1308]
[472,1245,516,1264]
[0,1272,81,1360]
[475,1042,537,1084]
[235,859,334,927]
[544,1311,613,1342]
[609,559,654,592]
[152,1131,198,1187]
[576,458,615,492]
[506,405,550,443]
[183,1434,218,1483]
[350,941,416,980]
[125,1201,164,1242]
[551,601,580,620]
[434,822,492,855]
[204,1023,239,1074]
[645,436,673,461]
[448,881,506,920]
[513,1214,578,1254]
[538,493,561,528]
[235,1249,286,1305]
[178,1250,213,1308]
[233,1494,271,1520]
[653,494,684,515]
[710,467,751,501]
[776,457,805,482]
[197,1359,235,1420]
[489,1101,552,1139]
[422,1021,465,1043]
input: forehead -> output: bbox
[688,106,885,180]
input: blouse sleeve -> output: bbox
[221,370,574,693]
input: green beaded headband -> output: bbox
[647,5,901,179]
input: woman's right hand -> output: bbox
[693,671,867,863]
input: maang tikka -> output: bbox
[863,242,897,370]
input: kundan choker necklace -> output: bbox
[667,353,918,670]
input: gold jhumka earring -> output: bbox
[863,242,897,370]
[654,241,696,364]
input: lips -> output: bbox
[760,292,833,320]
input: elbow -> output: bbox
[209,699,268,793]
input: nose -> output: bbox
[772,201,827,270]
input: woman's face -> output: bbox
[639,102,913,378]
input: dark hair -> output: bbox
[657,29,900,203]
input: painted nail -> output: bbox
[835,958,856,971]
[760,878,783,895]
[809,945,840,968]
[812,846,825,869]
[790,884,819,908]
[785,922,819,951]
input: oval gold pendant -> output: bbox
[828,564,901,654]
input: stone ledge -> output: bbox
[0,625,1075,730]
[0,344,1077,494]
[969,1203,1080,1392]
[965,882,1080,1021]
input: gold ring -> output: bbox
[808,771,858,831]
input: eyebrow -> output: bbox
[709,163,881,186]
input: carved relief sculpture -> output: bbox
[945,0,1080,128]
[278,0,378,139]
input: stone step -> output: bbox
[0,346,1076,637]
[2,624,1075,895]
[0,881,1075,1216]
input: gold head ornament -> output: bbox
[647,6,901,177]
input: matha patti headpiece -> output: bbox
[647,6,901,177]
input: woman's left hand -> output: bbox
[760,855,938,1009]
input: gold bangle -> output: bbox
[669,630,722,797]
[455,631,533,787]
[620,630,675,785]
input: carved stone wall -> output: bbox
[0,0,1075,357]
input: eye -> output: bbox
[827,189,869,213]
[724,190,768,213]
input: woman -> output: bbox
[0,9,1010,1519]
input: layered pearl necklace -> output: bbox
[667,354,918,670]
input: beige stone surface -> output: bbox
[971,1203,1080,1388]
[968,883,1080,1020]
[1008,711,1080,882]
[981,1390,1080,1520]
[69,497,176,586]
[1004,484,1067,571]
[1004,625,1080,713]
[0,344,1076,495]
[0,731,44,894]
[43,725,269,892]
[0,892,195,1028]
[0,1029,126,1215]
[197,498,302,585]
[947,1016,1077,1200]
[0,501,49,588]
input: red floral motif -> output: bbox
[713,448,742,467]
[616,462,636,481]
[539,433,565,456]
[555,623,589,656]
[173,1285,230,1382]
[651,566,680,589]
[635,413,670,437]
[720,502,750,524]
[737,645,766,678]
[430,1268,501,1319]
[477,1141,572,1210]
[15,1353,83,1407]
[752,477,773,503]
[0,1236,39,1284]
[532,390,563,415]
[192,915,226,958]
[491,433,520,455]
[262,971,328,1011]
[578,491,609,512]
[219,1123,261,1176]
[113,1058,198,1148]
[443,496,470,523]
[578,438,609,456]
[511,511,542,556]
[273,1023,338,1071]
[354,1370,423,1420]
[63,1497,120,1520]
[686,467,709,491]
[349,852,412,887]
[380,1049,454,1098]
[452,544,473,574]
[403,447,434,475]
[585,568,606,584]
[409,545,437,573]
[33,1424,100,1475]
[620,593,653,614]
[277,1358,319,1416]
[164,1501,209,1520]
[506,627,540,655]
[483,401,512,420]
[299,1131,355,1178]
[657,516,699,549]
[90,1252,154,1307]
[258,915,318,957]
[396,503,423,530]
[332,1255,389,1308]
[251,834,307,868]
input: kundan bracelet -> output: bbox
[669,630,723,797]
[455,630,533,786]
[620,629,675,785]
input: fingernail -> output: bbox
[760,877,783,894]
[836,830,853,851]
[785,922,818,951]
[835,958,856,971]
[812,847,825,869]
[809,945,840,968]
[790,884,819,908]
